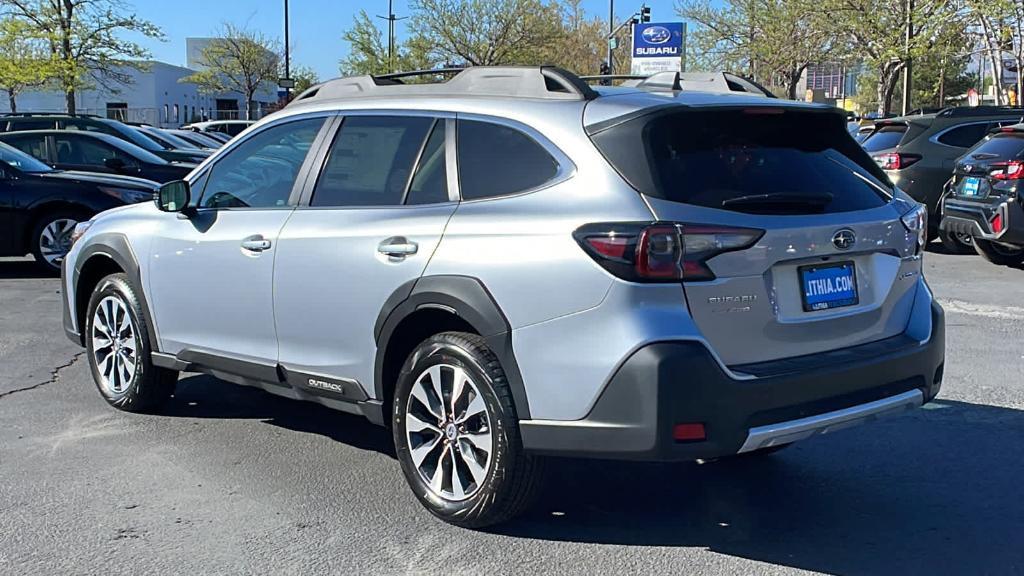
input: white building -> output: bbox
[0,42,279,127]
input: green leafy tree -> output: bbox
[540,0,607,75]
[290,65,319,94]
[1,0,163,114]
[677,0,836,99]
[183,24,280,120]
[819,0,964,114]
[0,18,58,112]
[339,9,435,75]
[407,0,562,66]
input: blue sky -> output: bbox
[132,0,681,81]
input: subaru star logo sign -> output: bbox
[641,25,671,45]
[832,229,856,251]
[632,22,684,76]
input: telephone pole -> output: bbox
[377,0,408,73]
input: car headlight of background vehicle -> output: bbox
[900,203,928,254]
[99,186,156,204]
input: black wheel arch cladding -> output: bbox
[374,275,532,420]
[71,233,159,350]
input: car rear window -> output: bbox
[966,133,1024,159]
[862,125,907,152]
[589,108,891,215]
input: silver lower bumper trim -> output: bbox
[738,389,924,453]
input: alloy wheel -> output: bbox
[405,363,493,501]
[38,218,78,267]
[91,295,138,395]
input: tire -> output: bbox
[973,238,1024,266]
[938,229,974,254]
[85,273,177,412]
[30,210,87,274]
[392,332,544,528]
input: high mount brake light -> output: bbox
[575,222,764,282]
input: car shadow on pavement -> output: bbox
[498,399,1024,574]
[0,260,54,279]
[163,374,395,457]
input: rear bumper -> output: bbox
[940,195,1024,245]
[520,302,945,461]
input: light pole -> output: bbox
[378,0,408,73]
[607,0,614,74]
[284,0,291,100]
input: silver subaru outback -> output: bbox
[61,67,944,528]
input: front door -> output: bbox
[147,116,330,364]
[274,114,457,397]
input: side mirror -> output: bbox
[156,180,191,213]
[104,157,126,171]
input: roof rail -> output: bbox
[937,106,1024,118]
[580,71,776,98]
[290,66,598,105]
[0,112,103,118]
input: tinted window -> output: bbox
[0,142,51,172]
[406,121,449,205]
[937,123,988,148]
[55,135,135,166]
[312,116,433,207]
[590,108,890,215]
[862,126,907,152]
[967,134,1024,159]
[457,120,559,200]
[2,134,48,160]
[200,117,324,209]
[7,119,56,131]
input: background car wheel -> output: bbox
[85,273,177,412]
[30,210,86,274]
[393,332,544,528]
[938,229,974,254]
[973,238,1024,266]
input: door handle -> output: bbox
[241,237,272,252]
[377,237,418,257]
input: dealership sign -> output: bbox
[631,22,684,75]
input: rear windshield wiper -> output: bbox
[969,153,999,160]
[721,192,834,208]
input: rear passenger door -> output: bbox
[274,113,456,399]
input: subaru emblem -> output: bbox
[641,26,671,45]
[832,229,856,250]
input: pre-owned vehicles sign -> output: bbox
[631,22,684,75]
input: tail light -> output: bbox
[989,161,1024,180]
[874,152,922,171]
[900,204,928,254]
[574,222,764,282]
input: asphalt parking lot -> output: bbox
[1,248,1022,576]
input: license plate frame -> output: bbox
[798,261,859,312]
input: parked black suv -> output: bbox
[0,130,196,183]
[940,124,1024,266]
[0,141,157,272]
[0,113,209,164]
[863,106,1024,251]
